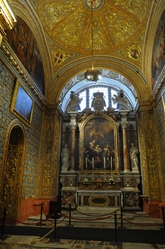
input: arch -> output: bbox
[49,57,149,104]
[1,120,26,220]
[61,76,137,112]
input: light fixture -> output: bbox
[84,1,102,83]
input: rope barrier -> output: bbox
[60,213,112,221]
[1,204,164,236]
[7,212,39,226]
[128,209,160,216]
[119,216,165,227]
[5,209,164,228]
[76,208,115,217]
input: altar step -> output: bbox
[26,208,163,231]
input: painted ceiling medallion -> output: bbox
[84,0,104,10]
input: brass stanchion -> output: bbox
[49,205,60,242]
[161,205,165,230]
[67,203,73,227]
[110,209,122,246]
[36,203,45,226]
[118,206,125,229]
[0,207,8,240]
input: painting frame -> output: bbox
[10,79,34,126]
[162,91,165,112]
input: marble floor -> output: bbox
[0,209,165,249]
[0,236,165,249]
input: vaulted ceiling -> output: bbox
[8,0,163,105]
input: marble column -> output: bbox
[121,111,130,173]
[69,112,77,171]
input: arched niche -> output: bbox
[1,122,25,221]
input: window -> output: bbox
[78,86,118,111]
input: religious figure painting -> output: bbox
[10,80,34,126]
[152,10,165,88]
[6,16,45,94]
[83,117,115,171]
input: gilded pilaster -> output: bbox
[155,98,165,200]
[138,109,161,200]
[37,108,61,198]
[51,114,60,196]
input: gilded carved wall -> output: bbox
[0,59,43,213]
[37,111,61,198]
[2,126,25,216]
[22,102,43,198]
[138,109,161,200]
[155,98,165,199]
[0,60,16,198]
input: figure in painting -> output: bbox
[129,143,139,170]
[93,144,102,162]
[84,118,115,170]
[61,144,70,172]
[103,144,112,169]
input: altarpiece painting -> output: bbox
[79,115,119,173]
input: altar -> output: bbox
[60,108,141,211]
[76,189,122,208]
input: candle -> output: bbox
[104,157,106,169]
[86,157,87,170]
[111,157,112,170]
[92,157,94,169]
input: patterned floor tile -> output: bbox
[2,235,39,245]
[122,243,159,249]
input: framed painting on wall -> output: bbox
[10,79,34,126]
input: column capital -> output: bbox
[69,112,78,126]
[120,110,129,128]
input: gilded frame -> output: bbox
[10,79,34,126]
[79,114,119,174]
[162,91,165,111]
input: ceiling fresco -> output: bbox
[7,0,163,104]
[36,0,151,55]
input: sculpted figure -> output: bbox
[61,144,70,172]
[130,143,139,169]
[66,91,82,112]
[112,90,130,110]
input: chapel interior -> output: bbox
[0,0,165,224]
